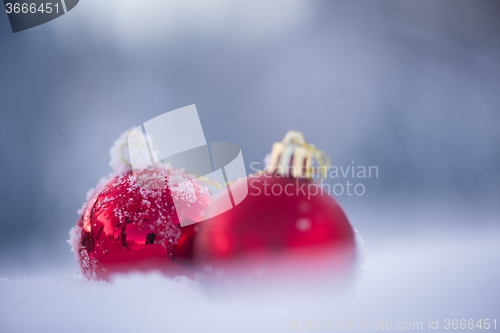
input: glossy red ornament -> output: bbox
[194,173,357,278]
[71,168,210,280]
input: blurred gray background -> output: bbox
[0,0,499,276]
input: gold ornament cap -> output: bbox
[265,130,330,179]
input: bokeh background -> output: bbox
[0,1,499,331]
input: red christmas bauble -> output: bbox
[71,168,210,280]
[194,173,356,279]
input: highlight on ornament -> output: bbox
[69,105,362,289]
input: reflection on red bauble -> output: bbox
[71,168,210,280]
[194,173,357,279]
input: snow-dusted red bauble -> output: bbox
[71,167,210,280]
[68,128,213,280]
[74,169,210,279]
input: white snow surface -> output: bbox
[1,225,499,333]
